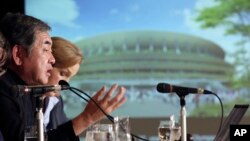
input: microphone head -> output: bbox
[58,80,70,90]
[157,82,214,94]
[156,83,172,93]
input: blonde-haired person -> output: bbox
[44,37,127,137]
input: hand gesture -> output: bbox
[72,84,127,135]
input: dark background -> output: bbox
[0,0,24,18]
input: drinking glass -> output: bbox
[158,120,181,141]
[170,123,181,141]
[114,116,132,141]
[158,120,172,141]
[85,124,115,141]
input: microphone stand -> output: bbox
[177,93,187,141]
[36,96,45,141]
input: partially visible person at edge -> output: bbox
[0,32,9,141]
[0,32,8,76]
[0,13,127,141]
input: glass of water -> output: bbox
[158,115,181,141]
[170,123,181,141]
[114,116,132,141]
[85,124,115,141]
[158,120,172,141]
[158,119,181,141]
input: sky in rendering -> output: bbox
[26,0,242,63]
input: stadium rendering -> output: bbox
[74,30,233,90]
[63,31,235,136]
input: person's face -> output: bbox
[47,63,80,96]
[21,31,55,85]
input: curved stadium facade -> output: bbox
[74,30,233,89]
[61,30,235,118]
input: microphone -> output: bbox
[13,84,70,96]
[156,83,214,94]
[59,80,70,87]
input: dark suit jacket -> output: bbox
[44,96,68,130]
[0,70,79,141]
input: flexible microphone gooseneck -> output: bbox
[59,80,149,141]
[70,87,114,122]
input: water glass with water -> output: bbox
[114,116,132,141]
[158,115,181,141]
[85,124,115,141]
